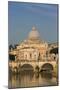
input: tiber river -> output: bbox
[9,70,58,88]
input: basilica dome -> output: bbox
[28,26,40,40]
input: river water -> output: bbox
[8,70,58,88]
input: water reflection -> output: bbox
[40,72,52,79]
[9,70,57,88]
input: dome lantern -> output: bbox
[28,26,40,40]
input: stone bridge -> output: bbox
[9,60,56,72]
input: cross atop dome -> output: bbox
[32,26,36,31]
[28,26,40,40]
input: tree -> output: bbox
[9,44,13,50]
[14,44,18,49]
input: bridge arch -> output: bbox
[20,64,34,71]
[41,63,53,71]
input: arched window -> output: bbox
[25,54,27,59]
[46,51,48,56]
[38,53,40,61]
[34,54,36,59]
[30,53,32,59]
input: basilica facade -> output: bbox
[15,27,48,61]
[9,26,58,63]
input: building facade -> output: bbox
[10,26,48,61]
[9,26,58,72]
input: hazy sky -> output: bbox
[8,1,58,45]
